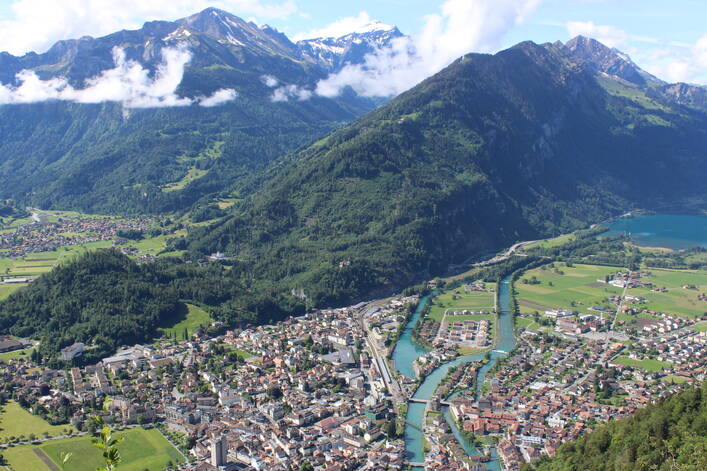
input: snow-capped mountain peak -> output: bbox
[297,22,404,72]
[347,20,396,36]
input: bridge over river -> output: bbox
[393,276,517,470]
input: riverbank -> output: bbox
[399,274,518,469]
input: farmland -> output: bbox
[515,263,623,314]
[626,268,707,318]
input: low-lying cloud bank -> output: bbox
[270,0,541,102]
[0,46,237,108]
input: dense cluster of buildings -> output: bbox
[441,329,704,470]
[0,214,152,259]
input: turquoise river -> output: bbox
[393,275,517,470]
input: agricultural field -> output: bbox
[158,303,212,340]
[612,356,672,371]
[0,401,73,442]
[3,427,184,471]
[428,290,496,322]
[627,268,707,318]
[0,226,187,287]
[515,263,623,314]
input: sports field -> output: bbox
[428,289,495,321]
[0,401,72,442]
[613,356,672,371]
[3,427,184,471]
[515,263,623,314]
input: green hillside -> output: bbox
[523,382,707,471]
[0,9,376,215]
[188,41,707,305]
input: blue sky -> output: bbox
[0,0,704,85]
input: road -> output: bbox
[610,270,632,331]
[472,240,536,268]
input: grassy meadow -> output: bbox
[428,290,495,322]
[158,303,212,340]
[3,427,184,471]
[515,263,623,314]
[0,401,73,442]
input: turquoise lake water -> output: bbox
[605,214,707,249]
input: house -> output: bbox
[0,337,24,353]
[59,343,85,362]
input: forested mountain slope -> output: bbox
[0,8,391,214]
[523,382,707,471]
[188,40,707,301]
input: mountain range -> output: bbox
[0,8,400,213]
[1,7,706,307]
[186,36,707,304]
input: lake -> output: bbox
[605,213,707,250]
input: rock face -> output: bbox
[0,7,404,86]
[562,35,707,114]
[563,35,663,87]
[297,22,405,72]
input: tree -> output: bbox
[300,462,314,471]
[383,420,397,438]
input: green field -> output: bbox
[226,346,255,359]
[627,268,707,318]
[158,303,212,340]
[692,322,707,332]
[515,263,623,314]
[0,283,23,301]
[0,240,114,280]
[0,347,34,363]
[162,167,209,192]
[523,233,576,250]
[663,375,692,384]
[0,401,73,442]
[613,356,672,371]
[514,316,540,331]
[3,427,184,471]
[428,290,495,321]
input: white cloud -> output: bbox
[271,83,312,102]
[0,0,298,55]
[261,75,280,87]
[293,11,377,41]
[635,34,707,84]
[308,0,543,99]
[694,34,707,68]
[0,45,237,108]
[199,88,238,107]
[566,21,629,48]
